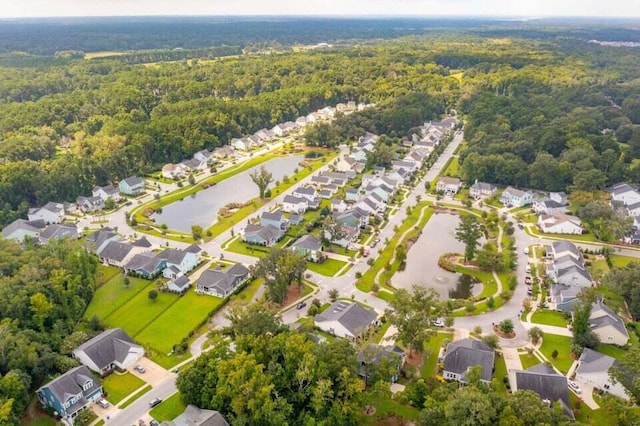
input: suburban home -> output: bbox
[292,187,320,208]
[118,176,145,195]
[230,137,251,151]
[36,365,103,421]
[261,210,288,231]
[334,156,358,173]
[328,224,360,248]
[532,199,569,215]
[291,235,323,262]
[513,364,574,420]
[97,240,138,268]
[289,214,303,226]
[469,181,497,200]
[436,176,462,195]
[39,223,78,244]
[242,224,283,246]
[332,199,347,213]
[213,146,236,159]
[345,189,360,202]
[28,202,65,224]
[125,252,166,279]
[158,248,199,279]
[184,243,203,263]
[549,284,581,312]
[442,339,495,384]
[500,186,534,207]
[311,175,331,186]
[272,124,288,137]
[553,263,592,288]
[538,213,584,235]
[306,112,321,124]
[72,328,144,376]
[319,189,333,199]
[163,405,229,426]
[314,300,378,340]
[335,208,368,229]
[282,195,309,214]
[255,128,275,142]
[196,263,250,297]
[589,300,629,346]
[357,344,406,384]
[162,163,188,180]
[85,227,119,254]
[193,149,213,164]
[609,182,640,206]
[92,185,120,203]
[349,149,367,163]
[575,348,629,400]
[76,195,104,213]
[167,275,192,294]
[551,240,582,261]
[1,218,45,243]
[180,158,207,172]
[626,201,640,217]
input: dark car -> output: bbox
[150,420,160,426]
[296,302,307,310]
[149,398,162,408]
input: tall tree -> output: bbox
[250,166,274,199]
[251,248,307,304]
[455,215,483,262]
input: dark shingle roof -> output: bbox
[515,364,573,419]
[443,339,495,382]
[2,218,46,238]
[292,235,322,251]
[162,405,229,426]
[40,224,78,241]
[98,241,133,262]
[261,210,283,222]
[197,264,249,294]
[38,365,98,412]
[132,237,152,248]
[171,275,191,291]
[185,244,202,254]
[74,328,141,370]
[122,176,145,187]
[314,301,378,336]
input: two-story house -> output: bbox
[469,181,497,200]
[500,186,534,208]
[37,366,103,421]
[118,176,145,196]
[28,202,65,224]
[436,177,462,195]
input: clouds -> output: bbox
[1,0,638,18]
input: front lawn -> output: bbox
[102,373,145,405]
[150,392,186,422]
[519,352,540,370]
[421,332,453,378]
[539,334,574,374]
[118,385,152,408]
[83,274,151,320]
[530,310,570,328]
[307,258,348,277]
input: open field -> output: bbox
[83,274,151,320]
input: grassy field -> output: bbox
[422,332,453,378]
[307,258,349,277]
[442,156,460,178]
[135,291,224,353]
[23,417,58,426]
[539,334,574,374]
[95,264,121,286]
[530,310,570,328]
[519,352,540,370]
[102,373,145,405]
[83,274,151,320]
[362,398,420,424]
[150,393,186,422]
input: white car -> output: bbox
[568,381,582,394]
[97,398,110,408]
[433,318,445,327]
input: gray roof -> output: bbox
[438,176,461,186]
[591,300,628,338]
[470,181,496,192]
[185,244,202,253]
[157,248,190,265]
[74,328,141,370]
[261,210,283,222]
[292,235,322,251]
[40,224,78,241]
[319,190,332,198]
[557,265,592,283]
[197,264,249,294]
[515,364,573,419]
[552,241,581,259]
[38,365,99,414]
[502,186,531,198]
[283,195,307,204]
[171,275,192,290]
[577,348,618,375]
[314,301,378,336]
[132,237,152,248]
[86,228,119,253]
[443,339,495,382]
[125,252,164,274]
[538,199,566,209]
[609,182,638,196]
[2,218,46,238]
[93,184,119,195]
[244,224,281,243]
[121,176,145,187]
[162,405,229,426]
[294,186,316,196]
[98,240,134,262]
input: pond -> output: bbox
[392,213,484,300]
[153,155,305,232]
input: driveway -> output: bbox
[129,357,173,387]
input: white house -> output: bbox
[500,186,534,207]
[193,149,213,163]
[282,195,309,214]
[162,163,188,179]
[230,138,251,151]
[314,301,378,340]
[590,300,629,346]
[92,185,121,202]
[1,218,45,243]
[609,182,640,206]
[469,181,497,200]
[436,176,461,195]
[575,348,629,400]
[532,199,568,215]
[538,213,584,235]
[158,248,199,279]
[72,328,144,376]
[28,202,65,224]
[292,186,319,207]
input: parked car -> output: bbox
[134,364,146,373]
[527,288,533,296]
[296,302,307,310]
[523,247,529,255]
[149,397,162,407]
[568,381,582,394]
[97,398,110,408]
[433,318,445,327]
[150,420,160,426]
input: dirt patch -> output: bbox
[404,350,423,368]
[282,284,303,307]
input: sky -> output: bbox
[0,0,639,19]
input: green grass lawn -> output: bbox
[530,310,570,328]
[610,254,639,268]
[361,398,420,424]
[150,392,187,422]
[102,373,145,405]
[570,392,611,425]
[95,264,121,286]
[539,334,574,374]
[493,354,508,394]
[307,258,348,277]
[23,417,58,426]
[118,385,152,409]
[519,352,540,370]
[597,344,629,361]
[83,274,151,320]
[135,291,224,353]
[442,156,460,178]
[421,332,453,378]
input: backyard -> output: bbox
[306,258,349,277]
[83,274,151,320]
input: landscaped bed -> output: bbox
[102,372,145,405]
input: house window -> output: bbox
[83,381,93,391]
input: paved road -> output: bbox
[107,375,177,425]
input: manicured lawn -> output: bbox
[23,418,58,426]
[442,156,460,178]
[150,392,186,422]
[493,354,508,394]
[597,344,629,361]
[610,254,639,268]
[307,258,349,277]
[530,310,570,328]
[223,236,270,257]
[102,283,179,337]
[118,384,152,408]
[368,398,420,422]
[519,352,540,370]
[102,373,146,405]
[84,274,151,320]
[539,334,574,374]
[570,392,611,425]
[96,264,121,286]
[135,291,224,353]
[421,332,453,378]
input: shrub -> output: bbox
[486,296,495,309]
[551,349,559,359]
[499,319,514,334]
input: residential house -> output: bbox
[296,116,308,126]
[162,163,188,179]
[306,112,321,124]
[538,213,584,235]
[157,248,199,279]
[358,196,384,215]
[184,244,203,263]
[255,128,275,142]
[76,195,104,213]
[242,224,283,246]
[329,224,360,248]
[550,258,592,288]
[609,182,640,206]
[1,218,45,243]
[118,176,145,195]
[311,175,331,186]
[532,199,568,215]
[590,300,629,346]
[196,263,250,297]
[36,366,103,421]
[28,202,65,224]
[282,195,308,214]
[319,189,333,199]
[39,223,78,244]
[626,201,640,217]
[193,149,213,164]
[180,158,207,173]
[513,364,574,420]
[469,181,497,200]
[549,284,581,312]
[291,235,323,262]
[345,189,359,202]
[261,210,288,231]
[335,208,368,229]
[72,328,144,375]
[167,275,191,294]
[332,199,347,213]
[551,240,582,261]
[212,146,235,159]
[500,186,534,208]
[230,137,251,151]
[357,345,406,384]
[314,300,378,340]
[162,405,229,426]
[436,176,462,195]
[289,214,302,226]
[292,187,320,209]
[125,252,166,279]
[349,149,367,163]
[392,160,418,173]
[92,185,121,203]
[97,240,141,268]
[575,348,629,400]
[272,124,288,137]
[442,339,495,384]
[334,156,358,173]
[85,227,119,254]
